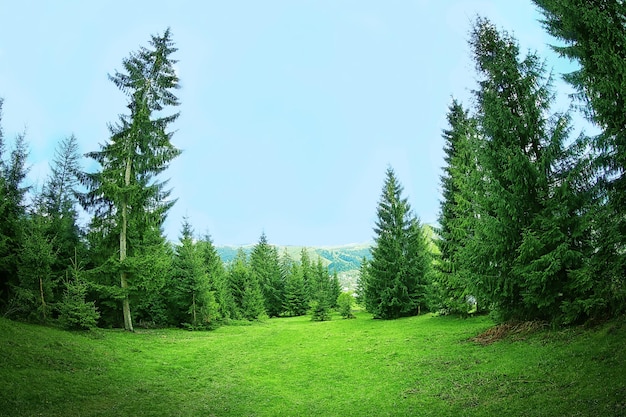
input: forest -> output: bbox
[0,3,624,332]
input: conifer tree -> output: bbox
[250,232,284,317]
[41,135,84,305]
[329,270,341,309]
[533,0,626,318]
[227,249,265,320]
[168,219,217,329]
[435,100,479,314]
[283,262,308,316]
[198,233,231,322]
[299,248,313,302]
[0,132,30,315]
[365,167,431,319]
[82,28,181,331]
[15,213,55,322]
[58,250,100,330]
[466,17,590,321]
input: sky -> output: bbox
[0,1,580,246]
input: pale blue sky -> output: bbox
[0,1,577,246]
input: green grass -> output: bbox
[1,312,625,416]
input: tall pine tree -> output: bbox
[435,99,478,315]
[533,0,626,318]
[82,28,181,331]
[465,17,590,322]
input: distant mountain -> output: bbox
[215,243,372,291]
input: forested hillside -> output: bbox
[216,243,371,290]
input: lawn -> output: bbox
[1,312,624,416]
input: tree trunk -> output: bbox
[120,157,134,332]
[192,292,197,328]
[39,276,47,321]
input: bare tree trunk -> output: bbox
[120,157,134,332]
[39,276,47,321]
[192,292,197,328]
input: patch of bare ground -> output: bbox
[470,321,548,345]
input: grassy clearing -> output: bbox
[1,312,625,416]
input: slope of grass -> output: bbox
[1,313,625,416]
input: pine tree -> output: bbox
[466,17,590,322]
[41,135,84,306]
[310,257,332,320]
[355,257,369,308]
[329,270,341,309]
[533,0,626,318]
[283,263,308,316]
[168,219,217,329]
[15,213,55,322]
[365,167,431,319]
[198,233,231,322]
[82,28,181,331]
[299,248,313,303]
[250,232,284,317]
[0,132,30,315]
[435,100,478,315]
[227,249,265,320]
[58,250,100,330]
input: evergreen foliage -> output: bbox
[228,249,265,320]
[434,100,478,315]
[364,167,432,319]
[168,219,218,329]
[198,233,231,322]
[461,18,591,322]
[250,232,284,317]
[58,252,100,331]
[533,0,626,318]
[15,213,55,322]
[82,28,181,331]
[281,252,308,316]
[337,292,356,319]
[0,132,30,316]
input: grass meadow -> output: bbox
[1,312,625,416]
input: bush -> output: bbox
[337,292,356,319]
[310,300,331,322]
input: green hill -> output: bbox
[216,243,372,291]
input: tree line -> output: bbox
[432,4,626,324]
[359,3,626,325]
[1,2,625,330]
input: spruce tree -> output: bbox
[250,232,284,317]
[366,167,431,319]
[466,17,590,322]
[435,100,479,315]
[329,270,341,309]
[227,249,265,320]
[0,132,30,315]
[15,213,55,322]
[41,135,84,306]
[283,263,308,316]
[58,250,100,330]
[168,218,217,329]
[82,28,181,331]
[533,0,626,318]
[198,233,232,322]
[299,248,313,303]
